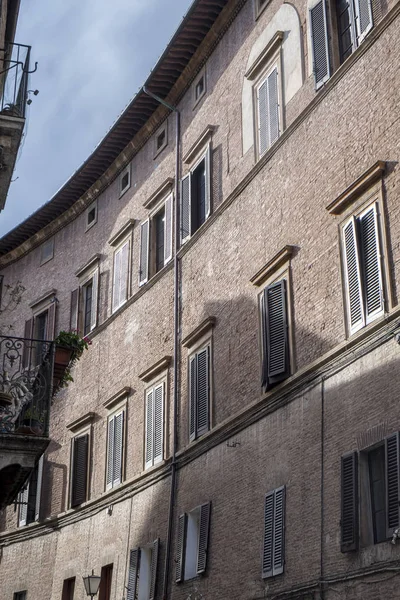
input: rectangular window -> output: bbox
[85,200,97,231]
[70,432,90,508]
[126,539,159,600]
[62,577,76,600]
[40,237,54,265]
[180,147,211,244]
[112,239,130,312]
[256,62,281,157]
[176,502,211,582]
[120,166,131,197]
[70,268,99,334]
[139,194,172,286]
[260,279,290,391]
[18,455,44,526]
[23,297,56,368]
[262,486,285,578]
[106,409,124,490]
[13,592,27,600]
[189,345,210,442]
[98,564,113,600]
[342,203,384,335]
[145,382,164,470]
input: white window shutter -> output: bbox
[119,240,130,305]
[19,484,29,527]
[106,416,115,489]
[343,217,365,334]
[204,145,211,219]
[359,204,383,323]
[70,289,80,332]
[35,455,44,521]
[153,383,164,465]
[310,0,331,89]
[267,67,280,147]
[355,0,373,41]
[180,174,191,244]
[112,248,122,312]
[145,389,154,469]
[90,269,99,331]
[196,347,210,437]
[113,411,124,487]
[176,514,187,583]
[164,194,173,264]
[257,78,269,157]
[139,219,150,286]
[272,486,285,576]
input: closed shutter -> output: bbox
[262,486,286,578]
[70,289,79,332]
[262,491,274,578]
[164,194,173,263]
[355,0,373,41]
[90,269,99,331]
[180,174,191,244]
[119,240,130,304]
[113,411,124,487]
[264,280,290,383]
[126,548,140,600]
[385,432,400,537]
[196,347,210,437]
[341,452,359,552]
[22,318,34,368]
[257,78,269,156]
[71,434,89,507]
[359,204,383,323]
[35,454,44,521]
[189,356,196,442]
[204,146,211,219]
[310,0,331,89]
[112,247,122,311]
[176,513,187,583]
[153,383,164,465]
[267,67,279,147]
[343,217,365,334]
[260,292,269,389]
[19,484,29,526]
[145,389,154,469]
[106,416,114,490]
[139,219,150,286]
[197,502,211,575]
[149,538,159,600]
[47,300,56,340]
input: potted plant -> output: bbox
[16,405,45,435]
[53,331,90,393]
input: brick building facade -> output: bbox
[1,0,400,598]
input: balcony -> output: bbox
[0,335,54,509]
[0,42,36,210]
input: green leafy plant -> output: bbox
[53,331,91,392]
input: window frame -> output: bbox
[188,338,212,443]
[18,454,44,527]
[105,400,126,491]
[119,165,131,198]
[112,235,131,313]
[139,193,173,286]
[176,502,211,583]
[72,259,100,334]
[254,0,270,19]
[154,123,168,158]
[193,67,206,108]
[69,425,91,508]
[85,200,98,232]
[40,237,54,266]
[180,143,212,245]
[144,377,166,470]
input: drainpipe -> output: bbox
[142,86,180,600]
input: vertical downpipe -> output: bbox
[320,377,325,600]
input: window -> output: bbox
[176,502,211,582]
[139,194,172,286]
[120,165,131,197]
[112,238,130,312]
[40,237,54,265]
[106,408,124,490]
[259,279,291,391]
[13,592,27,600]
[126,539,159,600]
[342,203,384,335]
[23,296,56,368]
[341,433,400,552]
[145,382,164,469]
[262,487,286,578]
[62,578,76,600]
[256,58,281,158]
[310,0,373,88]
[70,431,90,507]
[18,455,44,526]
[70,261,99,334]
[154,125,167,157]
[180,147,211,244]
[98,564,113,600]
[193,68,206,106]
[85,200,97,231]
[255,0,269,18]
[189,345,210,442]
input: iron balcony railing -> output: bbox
[0,335,54,436]
[0,42,35,120]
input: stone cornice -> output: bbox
[103,386,132,410]
[143,178,174,210]
[245,31,284,80]
[108,219,135,247]
[183,125,216,164]
[66,412,96,432]
[139,356,172,382]
[250,245,295,287]
[182,316,216,348]
[75,254,101,278]
[326,160,386,215]
[29,289,57,309]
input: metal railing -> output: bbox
[0,335,54,435]
[0,43,34,119]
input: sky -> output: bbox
[0,0,193,236]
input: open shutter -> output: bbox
[19,484,29,527]
[145,389,154,469]
[204,146,211,219]
[149,538,159,600]
[386,432,400,537]
[359,204,383,323]
[22,318,34,368]
[90,270,99,331]
[189,356,197,442]
[180,174,191,244]
[106,416,114,490]
[71,434,89,507]
[197,502,211,575]
[273,486,285,576]
[112,248,122,311]
[119,241,130,305]
[267,67,279,147]
[139,220,150,286]
[265,280,289,382]
[153,383,164,465]
[47,300,56,340]
[176,513,187,583]
[113,411,124,487]
[126,548,140,600]
[343,217,365,334]
[164,194,173,264]
[260,292,269,390]
[257,78,269,156]
[355,0,373,41]
[341,452,359,552]
[196,347,210,437]
[262,491,274,578]
[310,0,331,89]
[70,289,79,332]
[35,455,44,521]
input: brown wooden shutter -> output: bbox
[175,513,187,583]
[196,347,210,437]
[71,434,89,507]
[189,356,196,442]
[149,538,159,600]
[265,280,290,384]
[22,318,34,368]
[47,300,57,340]
[197,502,211,575]
[310,0,331,89]
[386,432,400,537]
[70,288,79,333]
[126,548,140,600]
[341,451,359,552]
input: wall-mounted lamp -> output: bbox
[83,570,101,598]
